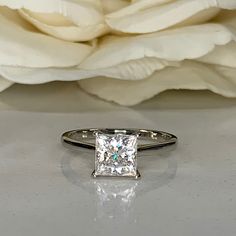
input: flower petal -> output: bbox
[18,9,109,42]
[0,58,177,84]
[0,0,104,26]
[78,61,236,105]
[107,0,179,18]
[0,76,13,92]
[80,23,235,70]
[214,9,236,30]
[101,0,130,14]
[197,41,236,68]
[197,11,236,67]
[105,0,236,34]
[0,8,93,67]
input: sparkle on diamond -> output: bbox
[95,132,138,177]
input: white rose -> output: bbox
[0,0,236,105]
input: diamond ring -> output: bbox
[62,128,177,179]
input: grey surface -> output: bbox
[0,82,236,236]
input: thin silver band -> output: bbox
[62,128,177,151]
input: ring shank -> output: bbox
[62,128,177,151]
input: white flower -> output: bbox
[0,0,236,105]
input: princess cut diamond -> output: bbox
[93,132,139,178]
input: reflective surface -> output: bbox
[61,145,177,220]
[0,82,236,236]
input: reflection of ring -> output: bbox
[62,128,177,179]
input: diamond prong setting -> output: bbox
[93,132,139,178]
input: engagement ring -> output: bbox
[62,128,177,179]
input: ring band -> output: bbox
[62,128,177,150]
[62,128,177,179]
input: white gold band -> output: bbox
[62,128,177,151]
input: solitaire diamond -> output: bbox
[93,132,139,178]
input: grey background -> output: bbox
[0,82,236,236]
